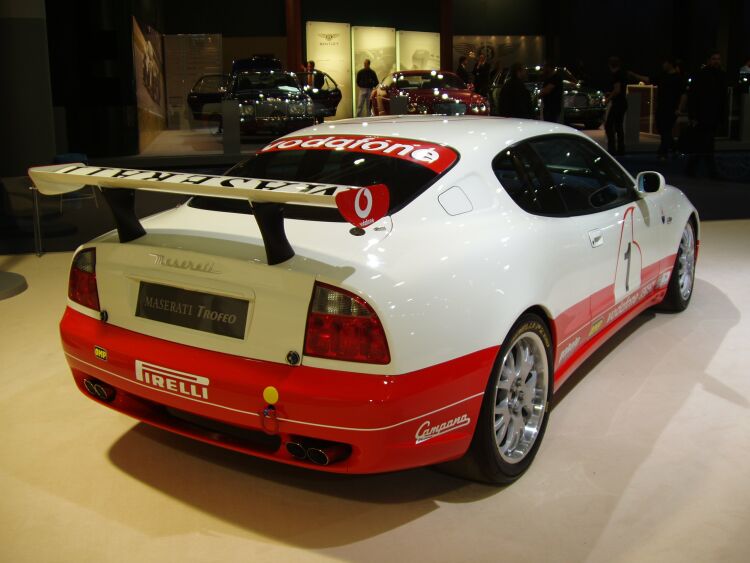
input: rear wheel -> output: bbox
[445,314,553,484]
[658,221,696,312]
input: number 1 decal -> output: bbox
[614,207,642,302]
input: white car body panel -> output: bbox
[60,116,696,378]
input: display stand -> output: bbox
[624,92,641,147]
[0,272,27,300]
[222,100,240,155]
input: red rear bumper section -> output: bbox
[61,307,495,474]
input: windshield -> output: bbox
[234,72,300,93]
[189,137,458,220]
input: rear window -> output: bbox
[190,135,459,220]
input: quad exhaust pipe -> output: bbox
[286,438,351,466]
[83,378,116,402]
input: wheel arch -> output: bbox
[518,304,556,364]
[689,212,700,245]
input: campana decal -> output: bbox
[135,360,210,400]
[260,135,459,174]
[558,336,581,364]
[415,413,471,444]
[54,165,349,196]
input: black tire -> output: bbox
[658,220,697,312]
[441,314,553,484]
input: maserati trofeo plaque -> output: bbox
[136,282,249,339]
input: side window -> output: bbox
[492,145,566,215]
[527,136,635,214]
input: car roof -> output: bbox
[294,115,589,157]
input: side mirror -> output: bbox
[635,171,665,195]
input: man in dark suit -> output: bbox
[687,51,728,178]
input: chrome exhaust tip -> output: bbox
[286,441,308,460]
[306,444,350,466]
[83,378,115,402]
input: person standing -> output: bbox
[306,60,324,89]
[355,59,379,117]
[497,63,534,119]
[655,58,685,159]
[456,56,471,86]
[604,56,629,155]
[686,50,728,177]
[540,62,563,122]
[472,53,490,98]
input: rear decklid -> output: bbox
[29,134,458,364]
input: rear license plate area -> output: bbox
[136,282,249,339]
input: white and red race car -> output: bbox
[30,116,698,484]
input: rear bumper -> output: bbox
[61,307,495,474]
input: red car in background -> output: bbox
[371,70,489,116]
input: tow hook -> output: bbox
[261,405,279,434]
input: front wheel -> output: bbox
[658,221,696,312]
[446,314,553,484]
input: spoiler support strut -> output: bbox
[100,188,147,243]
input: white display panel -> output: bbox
[396,30,440,71]
[306,21,352,120]
[351,26,396,114]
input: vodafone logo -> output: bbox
[336,184,389,228]
[354,187,373,219]
[261,135,458,174]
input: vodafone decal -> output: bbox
[335,184,389,228]
[260,135,458,174]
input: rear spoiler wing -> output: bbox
[28,164,388,265]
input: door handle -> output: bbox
[588,229,603,248]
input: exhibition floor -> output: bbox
[1,220,749,563]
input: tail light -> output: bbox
[68,248,100,311]
[304,282,390,364]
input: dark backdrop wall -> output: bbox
[161,0,285,35]
[36,0,749,160]
[299,0,441,31]
[46,0,166,158]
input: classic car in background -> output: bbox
[228,70,315,135]
[490,66,606,129]
[295,71,343,120]
[187,74,230,121]
[370,70,489,116]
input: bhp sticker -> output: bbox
[336,184,389,228]
[260,135,458,174]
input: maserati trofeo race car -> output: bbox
[30,116,697,484]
